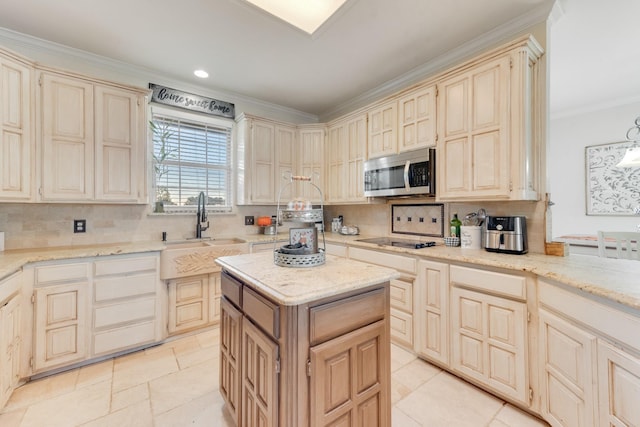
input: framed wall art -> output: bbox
[585,141,640,215]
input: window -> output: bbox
[151,106,233,213]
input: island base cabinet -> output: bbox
[220,297,242,426]
[242,317,279,427]
[310,320,389,427]
[597,340,640,427]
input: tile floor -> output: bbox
[0,327,549,426]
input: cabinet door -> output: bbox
[310,320,390,427]
[40,72,94,201]
[0,56,32,201]
[368,101,397,159]
[389,277,414,349]
[437,56,510,200]
[34,282,88,371]
[276,125,296,201]
[326,123,346,203]
[597,340,640,427]
[220,297,243,426]
[345,115,367,201]
[451,286,527,404]
[0,294,21,408]
[398,85,436,152]
[242,317,279,427]
[94,85,144,202]
[168,275,209,335]
[298,127,324,203]
[416,260,449,365]
[250,120,276,203]
[539,309,597,427]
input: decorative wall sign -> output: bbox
[585,141,640,215]
[149,83,235,119]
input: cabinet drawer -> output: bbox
[94,297,156,329]
[349,247,416,274]
[390,308,413,347]
[450,265,526,300]
[243,286,279,339]
[221,271,242,308]
[309,287,385,346]
[94,273,157,302]
[390,277,413,313]
[35,262,90,285]
[94,254,157,276]
[93,321,156,356]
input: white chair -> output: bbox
[597,231,640,260]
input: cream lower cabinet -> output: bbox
[348,247,416,351]
[0,271,23,409]
[450,265,529,405]
[33,262,90,372]
[538,308,597,427]
[415,259,449,366]
[30,253,163,374]
[539,279,640,427]
[168,271,222,336]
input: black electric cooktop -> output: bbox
[356,237,437,249]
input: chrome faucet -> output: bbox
[196,191,209,238]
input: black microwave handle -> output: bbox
[403,160,411,190]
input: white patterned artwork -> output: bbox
[585,141,640,215]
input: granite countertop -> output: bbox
[216,251,399,306]
[1,233,639,311]
[323,233,640,311]
[0,241,166,280]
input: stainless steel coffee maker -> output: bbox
[483,216,528,254]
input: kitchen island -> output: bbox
[215,251,399,427]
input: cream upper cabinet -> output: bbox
[236,115,298,205]
[297,125,324,203]
[436,37,543,201]
[39,69,147,203]
[94,85,145,202]
[367,100,397,159]
[398,85,436,152]
[326,113,366,203]
[0,51,33,202]
[40,72,94,201]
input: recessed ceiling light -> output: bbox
[194,69,209,78]
[245,0,349,34]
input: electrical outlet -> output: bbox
[74,219,86,233]
[245,216,254,225]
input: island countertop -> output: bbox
[215,251,400,305]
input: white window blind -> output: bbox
[151,111,233,212]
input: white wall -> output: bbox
[548,102,640,237]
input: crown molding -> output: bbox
[319,2,553,122]
[0,26,318,124]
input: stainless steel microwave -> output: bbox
[364,148,435,197]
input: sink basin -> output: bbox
[161,238,249,280]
